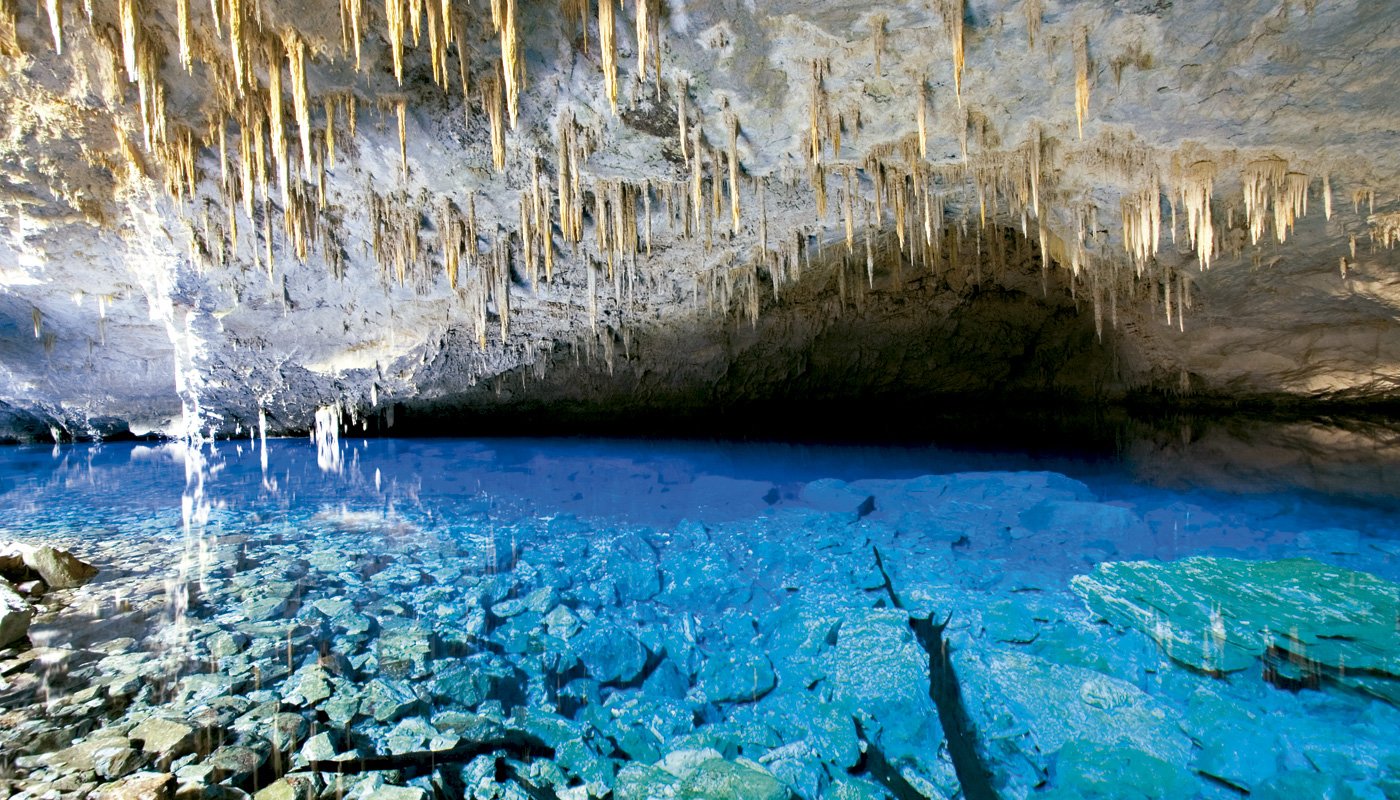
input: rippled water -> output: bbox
[0,434,1396,800]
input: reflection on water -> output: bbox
[0,425,1396,800]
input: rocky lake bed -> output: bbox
[0,442,1397,800]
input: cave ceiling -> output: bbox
[0,0,1397,438]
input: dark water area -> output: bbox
[0,420,1396,799]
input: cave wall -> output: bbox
[0,0,1396,440]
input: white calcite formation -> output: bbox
[0,0,1396,437]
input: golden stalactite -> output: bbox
[562,0,589,54]
[676,76,689,168]
[557,111,574,244]
[916,82,928,160]
[266,38,290,208]
[395,97,408,173]
[118,0,140,79]
[1242,157,1287,245]
[689,128,702,232]
[1178,159,1215,270]
[483,68,506,171]
[0,0,21,56]
[44,0,62,54]
[599,0,618,112]
[843,166,855,254]
[426,0,441,84]
[408,0,424,44]
[286,31,313,180]
[237,104,255,217]
[1323,173,1332,220]
[871,13,887,77]
[1025,0,1041,48]
[341,0,363,69]
[324,97,336,168]
[216,117,228,189]
[453,15,470,120]
[808,59,826,163]
[385,0,406,84]
[934,0,965,105]
[491,0,522,127]
[635,0,659,86]
[1121,181,1161,272]
[725,103,741,234]
[1074,27,1090,139]
[176,0,193,71]
[230,0,247,91]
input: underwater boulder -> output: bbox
[699,650,776,704]
[614,749,791,800]
[0,543,98,590]
[573,622,649,685]
[0,581,32,648]
[1040,740,1198,800]
[954,646,1194,798]
[1071,556,1400,701]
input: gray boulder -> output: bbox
[0,581,32,648]
[2,543,98,589]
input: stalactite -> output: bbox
[1025,0,1041,47]
[1323,173,1332,221]
[45,0,63,54]
[1352,187,1374,216]
[386,0,406,84]
[810,63,832,163]
[635,0,658,85]
[491,0,522,127]
[871,14,887,76]
[1179,159,1215,269]
[174,0,194,70]
[934,0,965,104]
[483,71,506,171]
[425,0,443,87]
[395,98,408,172]
[690,128,703,232]
[1241,158,1295,245]
[1371,211,1400,249]
[266,39,290,208]
[1121,181,1161,272]
[0,0,21,55]
[324,98,337,168]
[600,0,618,112]
[119,0,140,81]
[843,166,855,253]
[340,0,362,68]
[676,76,690,168]
[286,33,313,180]
[726,105,741,234]
[916,83,928,160]
[1074,28,1090,139]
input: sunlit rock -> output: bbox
[0,582,32,648]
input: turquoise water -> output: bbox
[0,437,1396,799]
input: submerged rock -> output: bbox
[0,581,32,648]
[956,646,1194,797]
[1071,557,1400,699]
[1,543,98,590]
[1041,740,1197,800]
[615,749,790,800]
[92,771,174,800]
[699,651,776,704]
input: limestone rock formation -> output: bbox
[0,0,1394,438]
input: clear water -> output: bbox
[0,436,1397,799]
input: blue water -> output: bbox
[0,436,1397,799]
